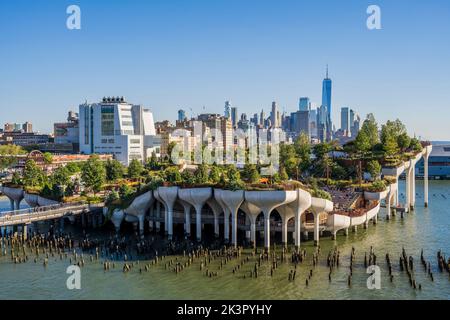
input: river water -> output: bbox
[0,180,449,300]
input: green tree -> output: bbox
[164,166,182,184]
[397,133,411,152]
[11,171,22,185]
[383,134,399,157]
[354,130,371,154]
[194,164,209,184]
[209,165,221,184]
[106,190,120,205]
[359,114,379,150]
[65,162,82,174]
[279,166,289,182]
[366,160,382,180]
[119,184,135,200]
[51,166,71,188]
[225,166,244,190]
[128,159,144,179]
[181,170,196,185]
[242,164,260,183]
[146,151,160,170]
[105,159,125,182]
[294,133,312,173]
[279,144,299,179]
[22,159,45,188]
[409,138,422,152]
[43,152,53,164]
[81,155,106,194]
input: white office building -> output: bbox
[79,97,160,166]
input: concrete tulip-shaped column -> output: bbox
[158,187,179,240]
[0,186,24,211]
[310,197,334,246]
[214,189,230,242]
[405,160,415,211]
[424,145,432,207]
[24,192,39,208]
[275,204,294,248]
[293,189,312,250]
[178,199,192,237]
[206,198,223,239]
[386,182,397,220]
[110,209,125,234]
[153,189,165,233]
[245,190,297,252]
[178,188,212,242]
[221,190,244,247]
[124,191,154,237]
[240,201,261,248]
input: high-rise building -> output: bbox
[299,97,311,111]
[231,107,238,128]
[271,102,279,128]
[197,113,233,154]
[259,109,265,126]
[351,112,361,138]
[251,113,259,125]
[178,109,186,122]
[340,107,350,135]
[309,109,318,139]
[317,105,328,142]
[54,111,80,152]
[224,101,231,119]
[79,96,160,165]
[322,66,333,140]
[290,111,310,138]
[22,122,33,133]
[4,123,14,132]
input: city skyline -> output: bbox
[1,0,449,140]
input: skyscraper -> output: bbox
[178,109,186,122]
[224,101,231,119]
[231,107,238,128]
[340,107,350,134]
[22,122,33,133]
[317,105,328,142]
[322,66,333,140]
[271,102,278,128]
[299,97,311,111]
[260,109,265,126]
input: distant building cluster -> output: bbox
[1,68,365,166]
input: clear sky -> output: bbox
[1,0,449,140]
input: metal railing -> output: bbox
[0,203,104,227]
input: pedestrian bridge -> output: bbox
[0,203,104,227]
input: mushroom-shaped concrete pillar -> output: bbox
[214,189,230,242]
[0,186,24,211]
[178,199,192,237]
[221,190,244,247]
[124,191,154,237]
[310,197,334,246]
[289,189,312,250]
[153,189,163,232]
[240,201,261,248]
[386,182,397,220]
[110,209,125,234]
[423,145,432,207]
[245,190,297,252]
[275,204,294,248]
[24,192,39,208]
[206,198,223,239]
[157,187,179,240]
[178,188,212,242]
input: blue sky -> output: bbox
[0,0,449,140]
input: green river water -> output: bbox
[0,180,449,300]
